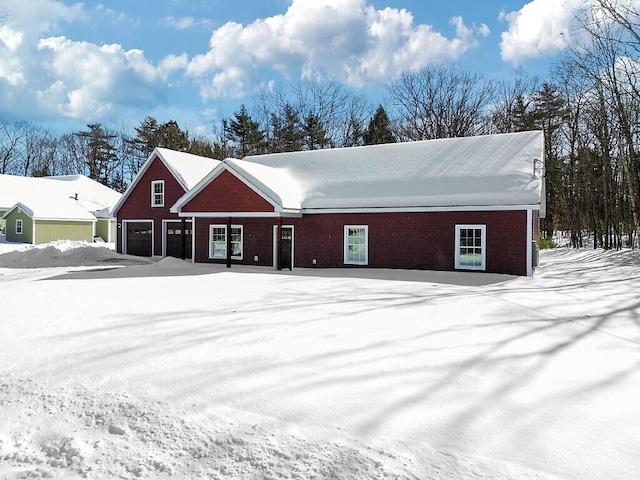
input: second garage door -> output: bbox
[165,221,192,259]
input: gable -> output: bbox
[181,169,275,213]
[117,155,187,216]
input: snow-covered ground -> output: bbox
[0,238,638,479]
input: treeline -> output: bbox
[0,0,638,248]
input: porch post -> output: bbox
[276,216,283,271]
[181,217,186,260]
[226,216,232,269]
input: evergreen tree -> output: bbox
[271,103,304,153]
[227,105,265,157]
[132,116,161,157]
[302,113,329,150]
[158,120,189,152]
[74,123,118,187]
[363,105,396,145]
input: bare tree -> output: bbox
[385,65,495,141]
[488,69,540,133]
[0,119,27,174]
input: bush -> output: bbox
[538,236,556,249]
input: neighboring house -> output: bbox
[0,174,121,244]
[112,148,221,258]
[167,130,545,276]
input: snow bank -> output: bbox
[0,376,419,480]
[0,240,152,268]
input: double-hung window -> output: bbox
[209,225,243,260]
[15,219,23,235]
[344,225,368,265]
[151,180,164,207]
[455,225,486,270]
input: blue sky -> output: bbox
[0,0,588,135]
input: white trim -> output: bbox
[121,219,154,256]
[15,218,23,235]
[344,225,369,265]
[526,208,533,276]
[162,218,193,258]
[151,180,165,207]
[454,224,486,271]
[181,211,292,218]
[273,224,295,270]
[208,224,243,260]
[305,204,540,214]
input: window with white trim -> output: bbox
[344,225,368,265]
[151,180,164,207]
[209,225,243,260]
[455,225,486,270]
[15,219,23,235]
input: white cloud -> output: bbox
[163,16,214,30]
[499,0,588,65]
[186,0,486,99]
[3,0,85,35]
[36,36,167,119]
[0,0,177,123]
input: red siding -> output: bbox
[116,156,186,255]
[193,210,529,276]
[183,170,274,213]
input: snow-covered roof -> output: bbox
[240,130,544,210]
[154,148,221,191]
[175,131,544,213]
[2,199,97,222]
[112,148,220,216]
[0,174,121,219]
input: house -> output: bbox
[111,148,221,258]
[0,174,121,244]
[165,130,545,276]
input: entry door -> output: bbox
[278,226,293,270]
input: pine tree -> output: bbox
[302,113,329,151]
[75,123,117,187]
[363,105,396,145]
[158,120,189,152]
[227,105,265,157]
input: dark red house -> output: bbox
[112,148,219,258]
[168,131,545,276]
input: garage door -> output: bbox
[165,221,192,259]
[126,221,152,257]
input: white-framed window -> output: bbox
[151,180,164,207]
[344,225,368,265]
[15,218,23,235]
[455,225,486,270]
[209,224,243,260]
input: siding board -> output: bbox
[192,210,528,275]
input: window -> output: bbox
[455,225,486,270]
[151,180,164,207]
[344,225,368,265]
[15,219,23,235]
[209,225,243,260]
